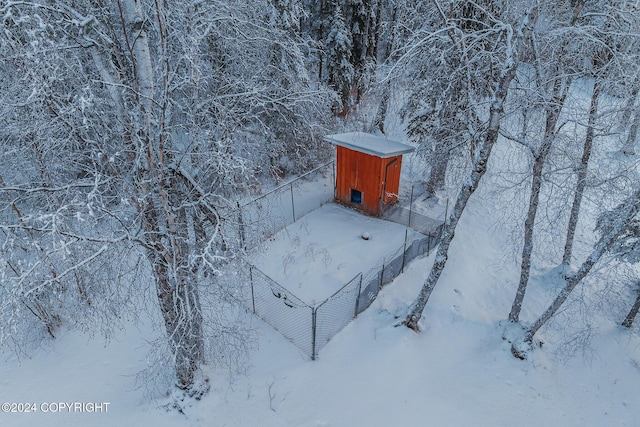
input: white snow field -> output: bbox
[0,118,640,427]
[249,202,422,304]
[1,144,640,426]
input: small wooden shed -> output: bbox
[324,132,415,217]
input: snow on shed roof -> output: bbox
[324,131,415,158]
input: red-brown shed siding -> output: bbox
[335,146,402,216]
[327,132,413,216]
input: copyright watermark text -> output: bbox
[2,402,110,413]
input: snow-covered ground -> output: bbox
[250,203,421,304]
[2,153,639,426]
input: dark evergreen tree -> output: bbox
[344,0,380,102]
[325,1,355,115]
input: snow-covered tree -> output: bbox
[302,0,381,114]
[507,0,584,323]
[0,0,329,398]
[622,283,640,328]
[344,0,380,102]
[561,0,640,266]
[370,0,403,133]
[269,0,305,33]
[325,1,355,115]
[403,1,538,331]
[512,185,640,358]
[397,1,514,199]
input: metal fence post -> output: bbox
[249,265,256,314]
[408,185,414,228]
[290,182,296,222]
[354,274,363,318]
[401,228,408,273]
[311,306,317,360]
[333,160,336,199]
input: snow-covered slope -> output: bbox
[2,160,639,426]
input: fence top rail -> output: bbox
[315,273,362,310]
[250,255,361,311]
[247,261,313,309]
[239,160,334,209]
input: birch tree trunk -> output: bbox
[621,286,640,328]
[2,0,329,399]
[508,147,549,322]
[621,73,639,156]
[623,108,639,156]
[508,76,572,323]
[562,80,601,266]
[372,1,398,134]
[403,89,513,330]
[122,0,206,394]
[402,14,527,330]
[512,187,640,358]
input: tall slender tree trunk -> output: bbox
[148,231,205,390]
[623,108,639,156]
[562,80,601,266]
[372,1,398,134]
[622,286,640,328]
[142,183,206,392]
[620,74,639,130]
[425,139,451,198]
[372,84,390,134]
[318,0,325,82]
[122,0,206,394]
[403,43,522,331]
[509,74,571,323]
[508,149,547,322]
[512,187,640,358]
[621,75,639,155]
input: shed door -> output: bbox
[382,157,400,204]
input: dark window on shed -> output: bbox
[350,189,362,204]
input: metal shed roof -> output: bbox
[324,131,415,158]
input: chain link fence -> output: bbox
[248,264,314,357]
[236,161,335,251]
[314,274,362,357]
[227,162,445,359]
[242,230,439,360]
[244,260,361,359]
[380,185,446,237]
[357,232,438,315]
